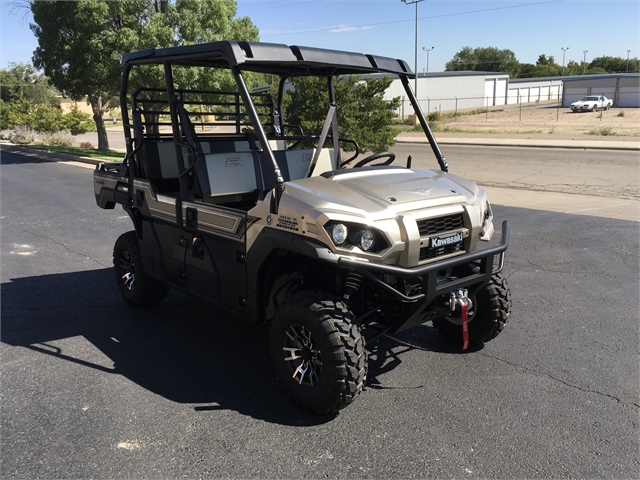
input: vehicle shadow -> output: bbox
[1,268,464,424]
[366,323,482,390]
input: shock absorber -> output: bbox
[342,272,363,306]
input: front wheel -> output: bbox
[270,291,367,414]
[433,264,511,346]
[113,231,169,306]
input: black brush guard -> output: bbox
[338,221,510,336]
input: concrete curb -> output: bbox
[1,143,114,166]
[396,136,640,151]
[2,136,638,169]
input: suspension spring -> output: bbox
[342,272,363,306]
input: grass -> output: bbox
[586,127,617,136]
[398,124,581,135]
[430,125,498,134]
[27,144,125,161]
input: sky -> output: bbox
[1,0,638,73]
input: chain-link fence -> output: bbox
[396,94,563,121]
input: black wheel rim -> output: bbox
[282,324,322,387]
[119,250,136,291]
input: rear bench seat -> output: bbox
[137,137,334,203]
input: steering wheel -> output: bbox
[353,151,396,168]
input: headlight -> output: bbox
[359,229,375,251]
[324,221,388,252]
[331,223,348,245]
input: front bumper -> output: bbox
[571,105,595,111]
[339,221,510,333]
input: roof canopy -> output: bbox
[121,41,413,77]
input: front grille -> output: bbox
[417,214,464,236]
[420,242,463,261]
[417,213,465,262]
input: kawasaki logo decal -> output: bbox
[430,232,463,248]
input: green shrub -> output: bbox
[0,99,31,130]
[62,108,96,135]
[586,127,616,136]
[1,100,96,134]
[29,104,64,133]
[427,110,441,122]
[617,111,625,117]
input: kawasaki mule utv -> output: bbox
[94,41,511,414]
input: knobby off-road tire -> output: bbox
[433,263,511,346]
[113,231,169,306]
[270,291,367,414]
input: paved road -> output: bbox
[394,143,639,201]
[72,129,639,221]
[1,149,638,478]
[395,143,640,222]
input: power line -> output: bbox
[239,0,319,12]
[261,0,567,38]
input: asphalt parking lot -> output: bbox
[1,148,638,478]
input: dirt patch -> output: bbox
[402,101,640,142]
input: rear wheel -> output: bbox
[113,231,168,306]
[433,263,511,346]
[270,291,367,414]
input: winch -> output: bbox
[449,289,472,350]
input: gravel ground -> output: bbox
[402,101,640,142]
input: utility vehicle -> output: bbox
[94,41,511,414]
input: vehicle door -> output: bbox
[182,200,250,316]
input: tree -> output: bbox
[536,54,552,66]
[126,0,259,135]
[445,46,519,76]
[284,76,400,154]
[30,0,142,149]
[589,55,639,73]
[29,0,259,149]
[0,62,59,105]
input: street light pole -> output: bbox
[423,46,434,73]
[401,0,424,101]
[583,50,588,75]
[627,50,631,73]
[561,47,569,76]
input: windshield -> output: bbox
[580,96,600,101]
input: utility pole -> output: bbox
[422,46,434,73]
[627,50,631,73]
[583,50,588,75]
[561,47,569,76]
[401,0,424,101]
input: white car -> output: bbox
[570,95,613,112]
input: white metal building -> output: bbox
[381,71,509,118]
[377,72,638,118]
[507,77,563,104]
[561,74,640,107]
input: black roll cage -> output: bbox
[119,40,448,213]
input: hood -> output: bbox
[283,167,481,217]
